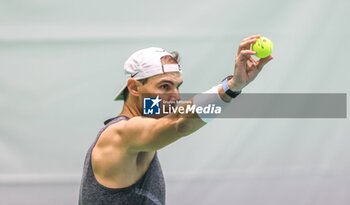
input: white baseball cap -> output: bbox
[114,47,182,100]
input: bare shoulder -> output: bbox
[97,117,156,146]
[91,119,156,188]
[95,114,194,154]
[93,116,156,153]
[92,120,129,170]
[97,120,129,148]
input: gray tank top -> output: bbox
[79,116,166,205]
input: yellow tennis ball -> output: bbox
[252,37,273,58]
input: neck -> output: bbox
[119,98,142,118]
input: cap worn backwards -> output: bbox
[114,47,182,101]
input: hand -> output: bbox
[228,34,273,91]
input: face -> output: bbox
[137,72,182,118]
[139,54,183,102]
[126,54,183,117]
[139,72,183,101]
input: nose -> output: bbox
[169,88,180,102]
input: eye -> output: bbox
[159,84,171,91]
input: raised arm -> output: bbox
[116,34,273,152]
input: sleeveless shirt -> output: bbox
[79,116,166,205]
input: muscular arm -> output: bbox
[121,104,206,152]
[118,34,272,152]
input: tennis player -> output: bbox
[79,34,273,205]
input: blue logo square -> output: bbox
[143,96,161,115]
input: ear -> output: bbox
[127,78,142,98]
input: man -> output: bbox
[79,34,273,205]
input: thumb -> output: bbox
[257,55,273,71]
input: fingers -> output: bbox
[247,58,258,70]
[237,34,261,55]
[237,39,256,56]
[237,50,255,63]
[243,34,260,41]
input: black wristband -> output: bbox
[222,75,242,98]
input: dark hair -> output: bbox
[123,51,180,101]
[170,51,180,62]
